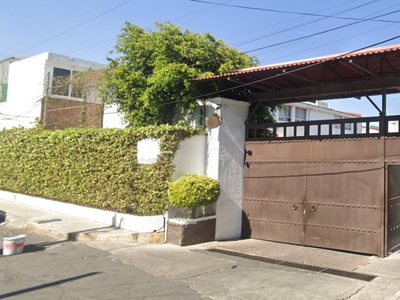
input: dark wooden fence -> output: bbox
[246,115,400,141]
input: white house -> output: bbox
[274,101,362,137]
[0,52,106,129]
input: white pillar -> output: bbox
[290,105,296,122]
[205,97,250,240]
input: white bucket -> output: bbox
[3,234,26,255]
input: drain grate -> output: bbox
[207,248,377,282]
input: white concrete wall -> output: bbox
[47,52,104,71]
[0,54,47,128]
[103,104,127,128]
[172,134,207,181]
[205,97,250,240]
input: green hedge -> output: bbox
[0,125,199,215]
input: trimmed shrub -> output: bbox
[169,174,220,208]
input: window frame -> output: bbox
[278,105,291,122]
[295,108,307,122]
[51,67,81,98]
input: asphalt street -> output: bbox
[0,225,384,300]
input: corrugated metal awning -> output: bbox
[194,43,400,104]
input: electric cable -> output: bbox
[260,22,395,64]
[245,8,400,54]
[233,0,382,48]
[13,0,135,56]
[65,0,234,56]
[190,0,400,24]
[225,0,362,41]
[255,2,400,62]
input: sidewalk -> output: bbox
[0,199,163,243]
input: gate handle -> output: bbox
[292,204,298,211]
[311,205,317,212]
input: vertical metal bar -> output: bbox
[382,139,387,256]
[382,89,387,136]
[384,164,389,256]
[341,120,345,136]
[303,140,309,246]
[397,116,400,133]
[382,91,387,256]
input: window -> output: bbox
[52,67,82,98]
[295,108,306,121]
[52,67,71,96]
[279,106,291,122]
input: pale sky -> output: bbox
[2,0,400,116]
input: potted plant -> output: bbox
[168,174,220,219]
[167,174,220,246]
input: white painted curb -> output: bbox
[0,190,164,233]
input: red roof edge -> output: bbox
[194,43,400,81]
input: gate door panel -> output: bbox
[243,138,385,256]
[243,141,307,245]
[305,139,384,255]
[387,165,400,251]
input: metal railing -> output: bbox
[246,115,400,141]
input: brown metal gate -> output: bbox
[243,138,386,256]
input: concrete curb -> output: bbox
[0,190,165,233]
[1,196,166,244]
[25,222,165,243]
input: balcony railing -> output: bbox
[246,115,400,141]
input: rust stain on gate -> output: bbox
[243,137,400,256]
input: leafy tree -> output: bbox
[101,22,259,126]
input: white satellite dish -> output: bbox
[205,113,222,129]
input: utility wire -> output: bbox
[245,8,400,53]
[65,0,233,56]
[188,5,400,68]
[13,0,134,55]
[260,22,394,64]
[64,1,396,73]
[255,2,400,61]
[190,0,400,24]
[224,0,362,41]
[233,0,378,47]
